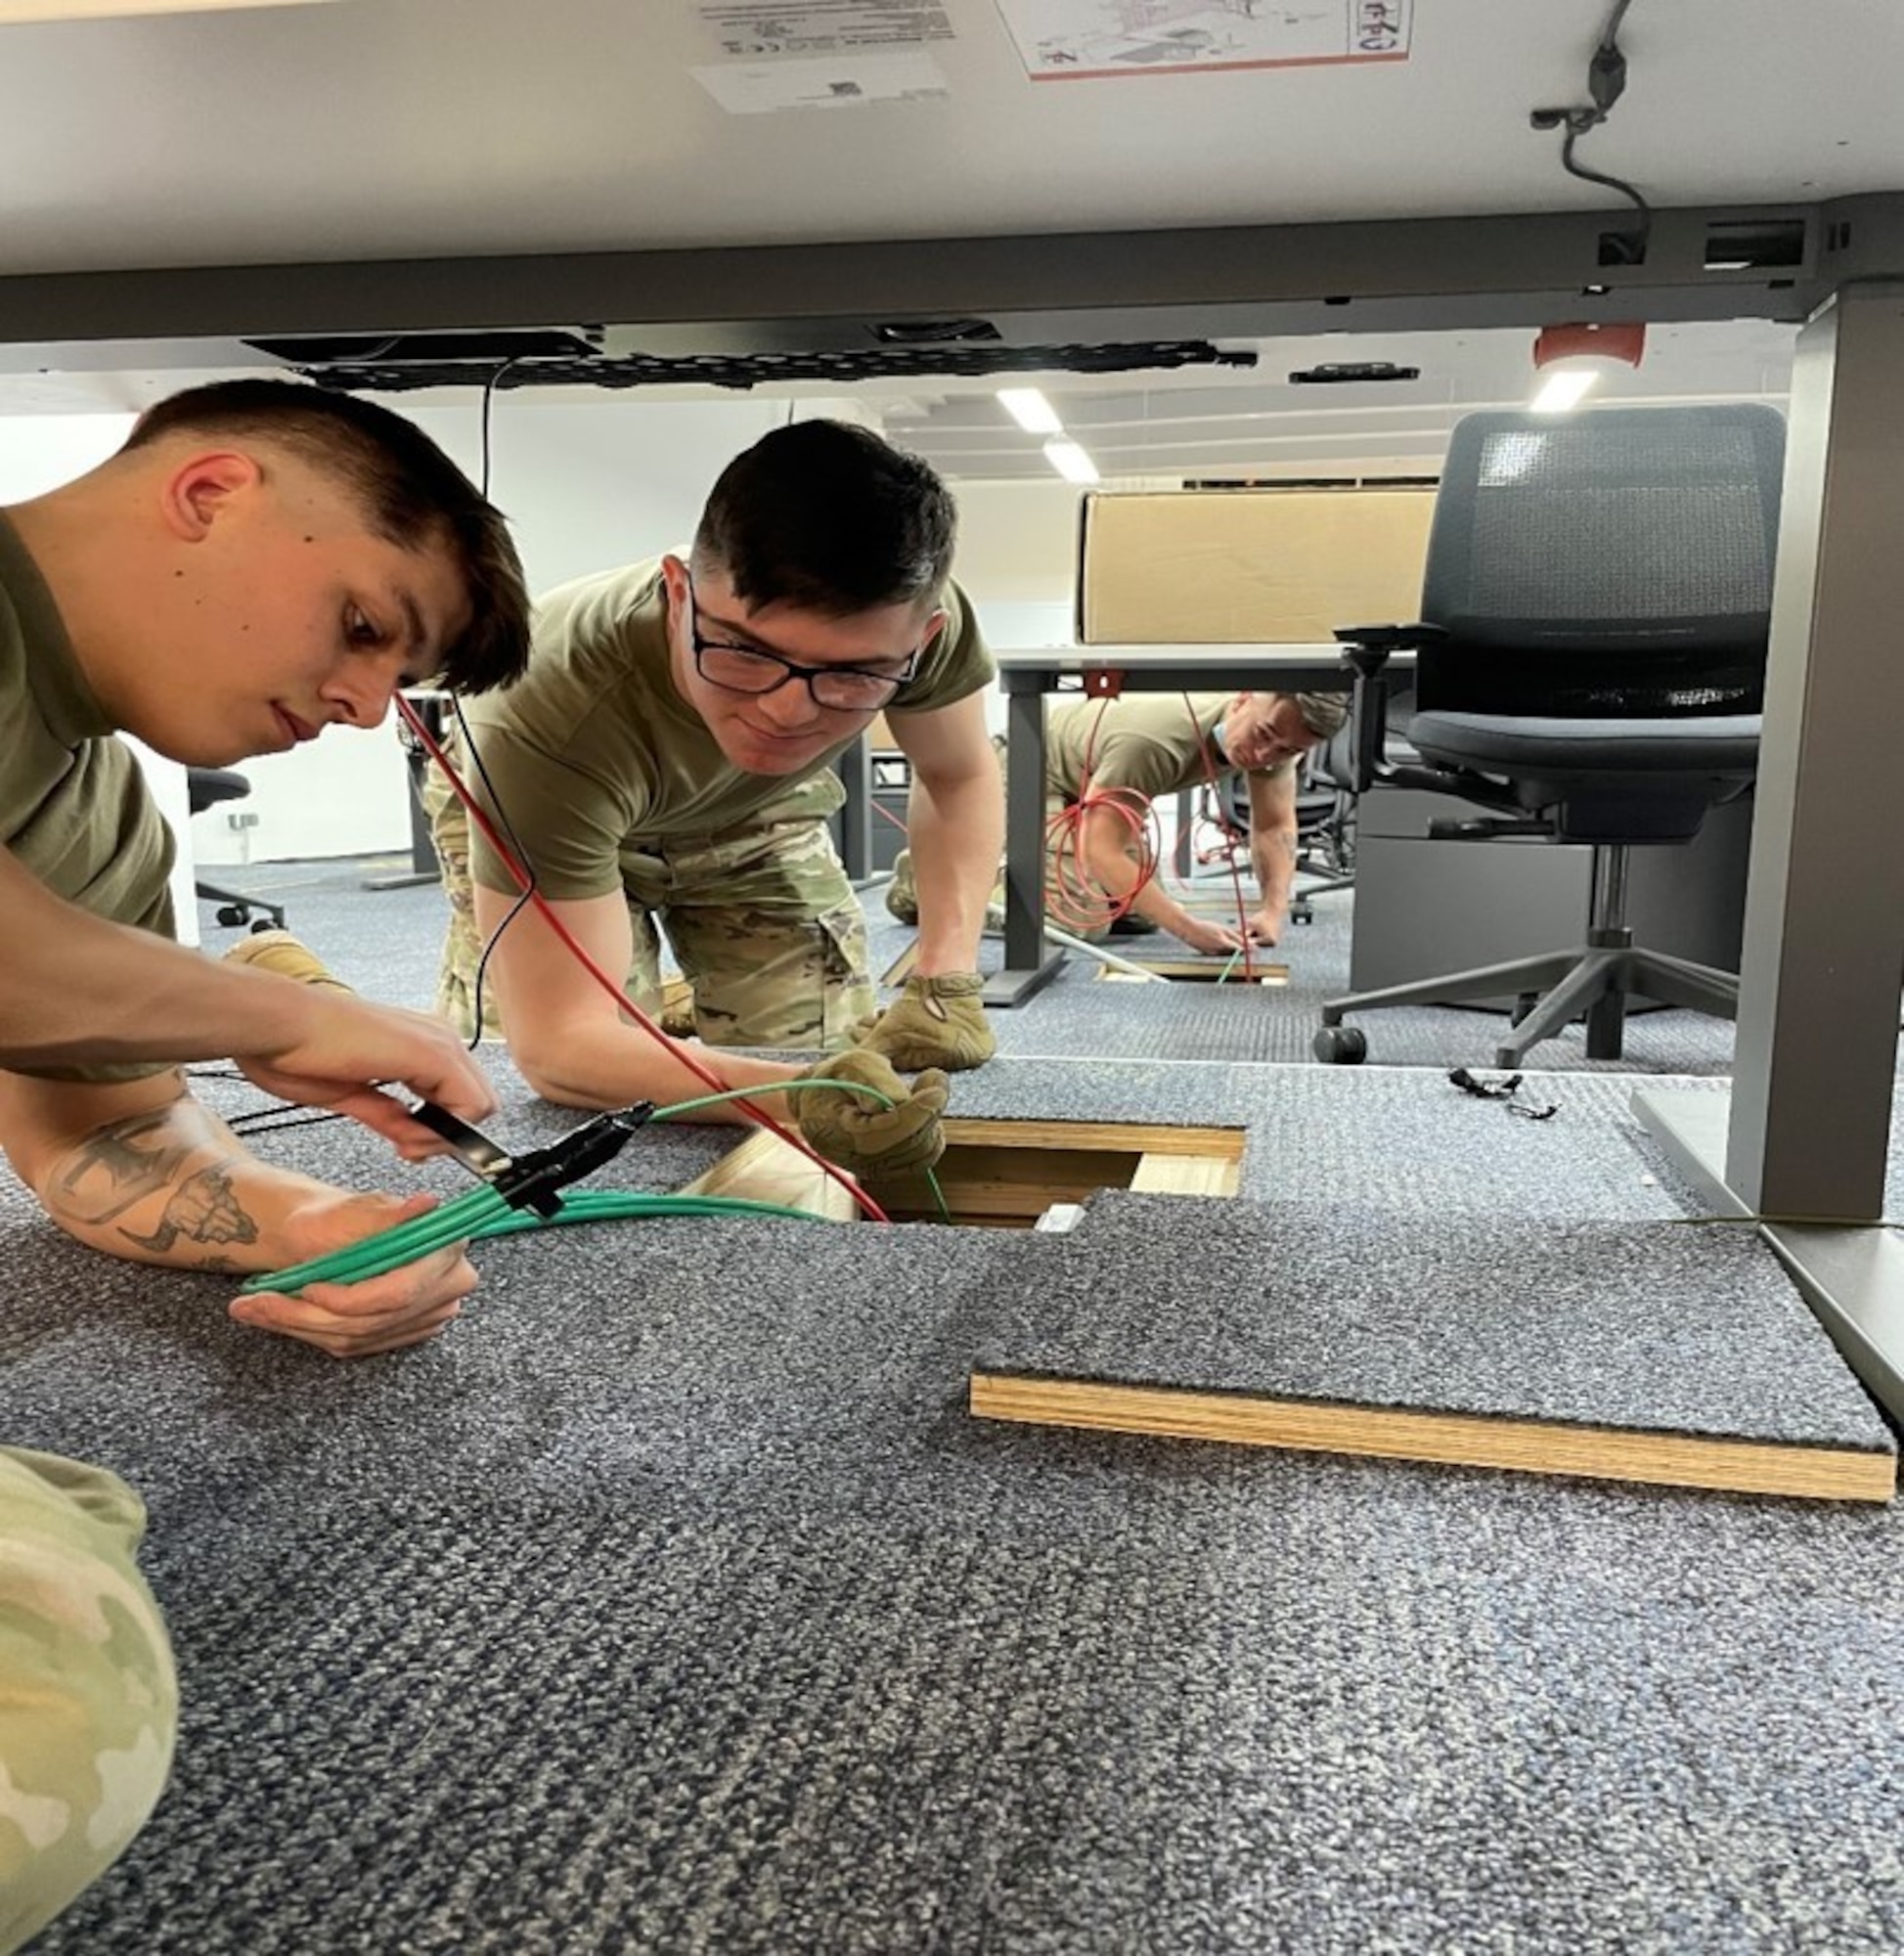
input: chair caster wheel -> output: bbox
[215,905,248,928]
[1291,901,1314,926]
[247,918,277,935]
[1313,1024,1368,1065]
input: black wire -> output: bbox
[1543,0,1651,266]
[226,1107,348,1139]
[1561,122,1653,260]
[447,692,540,1050]
[479,357,520,499]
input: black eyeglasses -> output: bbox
[684,577,923,713]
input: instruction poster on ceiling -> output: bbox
[697,2,956,57]
[693,1,954,111]
[993,0,1410,80]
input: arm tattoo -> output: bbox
[46,1106,262,1263]
[120,1166,261,1258]
[47,1109,198,1224]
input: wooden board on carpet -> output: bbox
[968,1372,1897,1502]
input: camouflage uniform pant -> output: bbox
[425,761,876,1050]
[1,1447,176,1954]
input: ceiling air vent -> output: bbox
[868,319,1001,345]
[1288,361,1421,384]
[279,339,1255,395]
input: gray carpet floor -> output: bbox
[7,861,1891,1951]
[199,856,1747,1075]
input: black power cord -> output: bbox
[1530,0,1651,267]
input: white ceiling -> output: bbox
[0,0,1896,276]
[0,2,1867,479]
[876,319,1797,479]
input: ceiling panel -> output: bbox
[0,0,1895,275]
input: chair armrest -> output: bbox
[1329,621,1446,793]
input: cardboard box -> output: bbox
[1077,487,1436,645]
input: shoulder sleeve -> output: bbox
[1081,725,1196,804]
[8,742,177,1085]
[460,726,641,903]
[887,579,996,716]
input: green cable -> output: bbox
[1216,949,1243,985]
[242,1188,830,1295]
[242,1075,957,1294]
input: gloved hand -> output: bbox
[853,972,996,1072]
[792,1049,950,1178]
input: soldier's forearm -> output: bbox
[1254,828,1299,911]
[17,1082,334,1274]
[0,844,321,1070]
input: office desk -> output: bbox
[988,645,1412,1006]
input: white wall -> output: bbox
[201,394,1094,861]
[3,392,1099,872]
[198,392,807,866]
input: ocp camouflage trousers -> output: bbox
[425,762,876,1050]
[1,1447,176,1954]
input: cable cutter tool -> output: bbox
[410,1100,656,1218]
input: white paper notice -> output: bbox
[698,2,956,58]
[693,50,952,111]
[992,0,1410,81]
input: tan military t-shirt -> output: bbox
[1044,690,1293,804]
[456,558,995,900]
[0,516,176,1082]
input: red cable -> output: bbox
[397,696,891,1224]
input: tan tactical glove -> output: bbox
[792,1049,950,1178]
[853,972,996,1072]
[222,929,355,993]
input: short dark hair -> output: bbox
[691,420,956,617]
[1291,689,1351,739]
[122,378,529,694]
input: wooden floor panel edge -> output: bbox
[968,1373,1896,1502]
[940,1118,1246,1158]
[681,1128,860,1221]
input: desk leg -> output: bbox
[836,733,873,885]
[984,682,1066,1007]
[364,752,443,892]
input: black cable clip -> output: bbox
[494,1103,656,1218]
[1447,1069,1558,1122]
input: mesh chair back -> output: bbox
[1417,403,1785,718]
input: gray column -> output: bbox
[1634,282,1904,1424]
[982,675,1065,1006]
[1726,282,1904,1220]
[836,733,872,884]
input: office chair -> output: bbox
[186,767,286,931]
[1313,400,1785,1068]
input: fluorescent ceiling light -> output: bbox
[1,0,339,20]
[996,387,1064,435]
[1529,369,1600,415]
[1042,437,1100,485]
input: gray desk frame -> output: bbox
[986,645,1412,1006]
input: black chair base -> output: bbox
[197,880,286,932]
[1316,937,1739,1067]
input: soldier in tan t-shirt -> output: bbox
[426,421,1004,1145]
[0,378,531,1952]
[1041,689,1348,954]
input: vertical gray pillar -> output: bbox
[1725,284,1904,1220]
[981,673,1066,1005]
[835,732,872,883]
